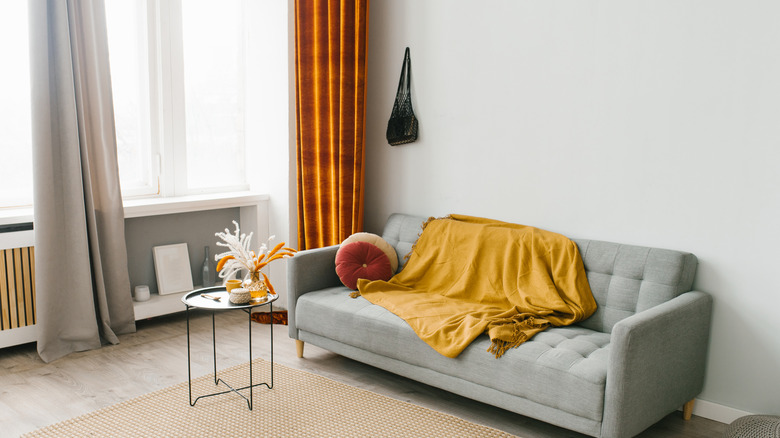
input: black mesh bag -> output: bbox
[386,47,418,146]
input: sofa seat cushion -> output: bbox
[296,288,611,421]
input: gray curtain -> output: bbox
[29,0,136,363]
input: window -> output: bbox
[0,1,251,210]
[105,0,156,197]
[0,1,33,209]
[180,0,246,191]
[106,0,249,197]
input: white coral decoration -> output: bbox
[214,221,273,282]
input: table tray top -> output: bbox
[182,286,278,310]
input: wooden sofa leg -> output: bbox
[683,399,695,420]
[296,340,305,358]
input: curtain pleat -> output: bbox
[295,0,370,250]
[29,0,136,363]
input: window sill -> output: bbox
[0,207,33,227]
[123,191,269,218]
[0,191,270,226]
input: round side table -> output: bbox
[182,286,278,410]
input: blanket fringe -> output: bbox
[488,335,528,358]
[487,315,549,358]
[349,290,361,298]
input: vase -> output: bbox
[246,270,268,300]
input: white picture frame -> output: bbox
[152,243,194,295]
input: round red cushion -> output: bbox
[335,241,393,290]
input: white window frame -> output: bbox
[128,0,249,200]
[111,0,158,199]
[0,0,253,213]
[0,0,33,210]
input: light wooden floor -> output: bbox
[0,311,727,438]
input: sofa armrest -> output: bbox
[601,291,713,438]
[287,245,342,339]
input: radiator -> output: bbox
[0,246,36,331]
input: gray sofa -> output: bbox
[287,214,712,438]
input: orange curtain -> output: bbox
[295,0,370,250]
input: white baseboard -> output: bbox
[691,398,753,424]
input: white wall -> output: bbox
[363,0,780,419]
[246,1,292,307]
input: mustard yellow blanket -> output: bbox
[356,215,597,358]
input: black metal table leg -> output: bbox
[248,306,253,409]
[186,304,194,406]
[182,288,277,409]
[269,302,274,389]
[212,311,217,384]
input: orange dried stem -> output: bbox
[266,242,286,260]
[261,272,275,295]
[265,252,295,264]
[216,255,234,272]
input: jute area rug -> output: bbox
[23,359,517,437]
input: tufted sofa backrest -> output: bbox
[571,239,697,333]
[381,214,698,334]
[381,213,428,272]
